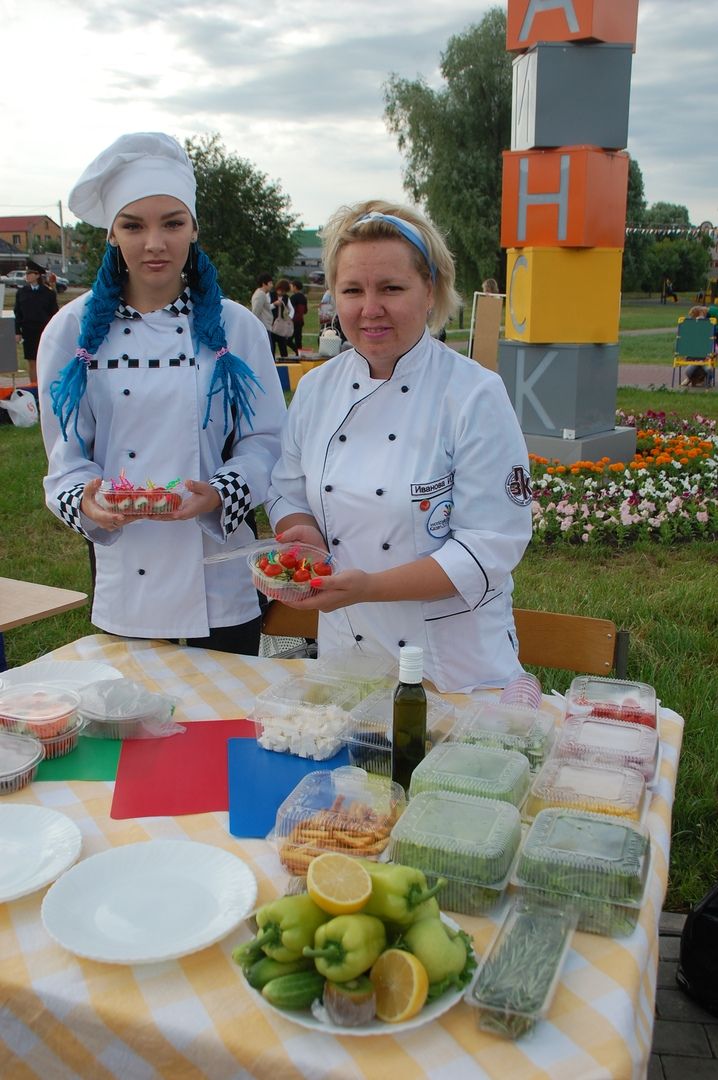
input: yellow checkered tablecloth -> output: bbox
[0,635,683,1080]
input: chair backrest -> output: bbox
[675,318,717,360]
[261,602,628,678]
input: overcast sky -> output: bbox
[0,0,713,236]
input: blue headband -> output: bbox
[353,211,437,282]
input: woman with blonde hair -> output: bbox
[266,199,532,692]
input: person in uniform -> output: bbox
[266,200,532,693]
[14,265,59,384]
[38,133,286,654]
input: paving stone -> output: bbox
[657,988,718,1023]
[660,937,682,961]
[660,912,687,936]
[647,1054,665,1080]
[658,960,679,989]
[707,1026,718,1057]
[660,1057,718,1080]
[652,1020,712,1056]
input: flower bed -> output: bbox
[529,412,718,545]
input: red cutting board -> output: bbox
[110,719,255,819]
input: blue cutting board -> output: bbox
[227,737,350,838]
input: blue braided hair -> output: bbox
[187,243,263,434]
[50,240,263,454]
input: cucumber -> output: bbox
[246,956,314,990]
[262,971,326,1010]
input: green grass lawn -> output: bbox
[1,386,716,913]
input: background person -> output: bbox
[14,265,58,384]
[266,200,532,693]
[289,279,307,355]
[251,272,274,347]
[38,132,286,654]
[680,305,715,387]
[270,277,294,360]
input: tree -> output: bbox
[384,8,512,295]
[186,134,299,304]
[622,158,653,293]
[71,221,106,283]
[644,202,691,230]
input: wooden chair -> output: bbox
[260,602,629,678]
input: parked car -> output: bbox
[1,269,68,291]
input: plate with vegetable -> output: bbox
[233,853,476,1035]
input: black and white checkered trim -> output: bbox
[209,471,252,536]
[56,483,88,537]
[116,290,192,320]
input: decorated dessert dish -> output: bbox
[273,766,406,875]
[251,675,360,760]
[96,470,183,515]
[552,715,659,783]
[409,743,530,809]
[465,898,576,1039]
[0,683,80,739]
[450,702,555,773]
[513,808,651,937]
[248,543,333,601]
[232,851,476,1032]
[566,676,657,729]
[388,790,522,916]
[0,731,44,795]
[525,757,648,822]
[345,688,455,776]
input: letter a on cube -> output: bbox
[506,0,639,52]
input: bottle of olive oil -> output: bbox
[392,646,427,792]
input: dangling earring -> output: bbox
[183,240,198,281]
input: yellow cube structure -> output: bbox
[505,247,622,343]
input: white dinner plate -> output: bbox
[0,805,82,902]
[247,914,469,1036]
[1,661,123,692]
[41,840,257,964]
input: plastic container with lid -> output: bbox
[464,897,576,1039]
[566,676,657,729]
[38,715,85,760]
[248,542,330,601]
[525,757,648,822]
[272,765,406,875]
[344,687,455,776]
[553,715,659,782]
[387,790,522,915]
[0,683,80,739]
[409,742,530,809]
[313,647,394,699]
[513,807,651,936]
[78,678,176,739]
[251,674,361,760]
[0,731,44,794]
[450,702,555,773]
[97,487,183,515]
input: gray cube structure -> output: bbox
[498,340,619,439]
[511,43,632,151]
[0,317,18,374]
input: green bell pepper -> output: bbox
[402,916,469,985]
[359,860,447,927]
[303,913,387,982]
[252,894,329,963]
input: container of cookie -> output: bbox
[524,757,648,823]
[0,731,44,795]
[344,687,455,776]
[272,765,406,876]
[250,674,361,760]
[566,676,657,729]
[0,683,80,739]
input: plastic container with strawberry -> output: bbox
[249,543,333,601]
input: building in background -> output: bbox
[0,215,62,251]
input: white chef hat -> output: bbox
[68,132,197,230]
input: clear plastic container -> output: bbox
[344,687,455,776]
[0,731,44,794]
[499,673,543,710]
[273,765,406,875]
[248,542,330,601]
[78,678,173,739]
[313,647,394,698]
[387,790,522,915]
[251,674,361,760]
[566,676,657,729]
[513,807,651,936]
[525,757,648,822]
[409,742,530,809]
[0,683,80,739]
[553,715,659,782]
[97,488,182,515]
[450,703,555,773]
[465,897,576,1039]
[38,715,85,760]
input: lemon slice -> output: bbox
[370,948,429,1023]
[306,852,372,915]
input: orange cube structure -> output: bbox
[501,146,629,249]
[507,0,639,52]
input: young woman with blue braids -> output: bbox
[38,133,286,653]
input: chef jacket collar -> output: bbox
[354,326,432,379]
[116,288,192,321]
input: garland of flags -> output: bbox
[626,224,717,240]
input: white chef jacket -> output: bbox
[38,291,286,639]
[267,330,533,693]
